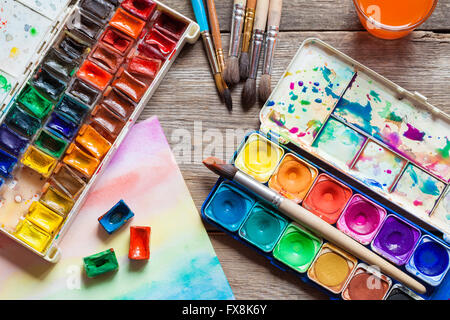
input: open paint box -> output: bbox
[0,0,199,262]
[202,38,450,300]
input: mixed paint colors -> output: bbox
[260,39,450,236]
[202,132,450,300]
[0,0,192,258]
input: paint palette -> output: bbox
[202,132,450,300]
[260,38,450,236]
[0,0,199,262]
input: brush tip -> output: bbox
[259,74,272,103]
[242,77,256,107]
[223,57,240,86]
[214,73,233,110]
[239,52,249,80]
[202,157,237,180]
[222,88,233,112]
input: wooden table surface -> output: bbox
[140,0,450,299]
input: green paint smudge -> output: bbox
[0,75,12,92]
[370,90,381,103]
[437,138,450,159]
[300,100,310,105]
[30,27,37,36]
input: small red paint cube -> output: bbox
[129,226,151,260]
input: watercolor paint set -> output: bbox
[202,38,450,300]
[0,0,199,262]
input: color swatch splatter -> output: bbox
[0,70,15,104]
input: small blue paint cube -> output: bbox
[98,200,134,234]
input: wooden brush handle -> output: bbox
[247,0,257,10]
[254,0,270,31]
[279,199,427,294]
[206,0,223,51]
[267,0,282,28]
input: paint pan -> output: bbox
[337,194,386,245]
[153,10,188,40]
[238,204,288,252]
[34,130,68,158]
[129,226,151,260]
[51,164,86,199]
[4,105,41,138]
[98,200,134,234]
[55,95,89,125]
[63,143,100,177]
[101,86,136,120]
[109,7,146,39]
[307,243,357,294]
[234,133,284,183]
[21,146,57,178]
[77,60,114,91]
[144,28,177,56]
[405,235,450,286]
[76,124,112,159]
[127,54,161,79]
[80,0,115,22]
[41,48,78,78]
[31,66,69,102]
[90,104,126,141]
[352,141,407,192]
[0,124,29,157]
[311,118,366,170]
[112,68,148,103]
[67,78,101,106]
[268,153,318,203]
[40,184,75,216]
[138,42,168,61]
[100,27,134,56]
[204,182,254,232]
[45,112,79,140]
[89,43,124,74]
[385,284,423,300]
[0,148,17,178]
[273,223,322,273]
[26,201,64,234]
[84,248,119,278]
[302,174,352,224]
[58,32,90,60]
[391,163,445,216]
[121,0,157,21]
[371,214,421,265]
[68,11,104,42]
[14,219,51,253]
[17,85,53,119]
[341,263,392,300]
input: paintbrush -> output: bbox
[202,156,428,295]
[259,0,282,102]
[206,0,226,73]
[223,0,246,85]
[242,0,269,107]
[191,0,233,111]
[239,0,257,80]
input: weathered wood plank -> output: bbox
[162,0,450,32]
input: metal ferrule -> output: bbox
[201,31,220,75]
[234,171,283,208]
[262,25,279,75]
[248,29,265,79]
[241,7,255,53]
[229,3,245,57]
[216,48,226,73]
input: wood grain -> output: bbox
[140,1,450,299]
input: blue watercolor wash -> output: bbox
[204,182,254,232]
[0,124,29,156]
[238,204,288,252]
[98,200,134,234]
[45,112,79,139]
[406,235,450,287]
[0,148,17,178]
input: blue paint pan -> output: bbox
[98,200,134,234]
[0,148,17,178]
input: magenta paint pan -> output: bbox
[371,215,421,265]
[337,194,387,245]
[152,10,188,40]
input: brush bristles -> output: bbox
[239,52,250,80]
[202,157,237,180]
[242,78,256,107]
[214,73,233,111]
[223,56,240,86]
[259,74,272,103]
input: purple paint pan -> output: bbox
[337,194,386,245]
[371,215,421,265]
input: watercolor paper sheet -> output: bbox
[0,116,234,300]
[0,0,53,77]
